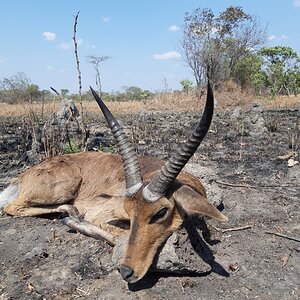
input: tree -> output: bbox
[26,84,41,103]
[60,89,69,97]
[86,55,111,96]
[0,72,32,103]
[233,53,266,94]
[180,79,194,94]
[122,86,152,101]
[180,6,266,88]
[258,46,300,96]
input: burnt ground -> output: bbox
[0,105,299,300]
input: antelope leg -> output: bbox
[61,217,117,246]
[56,204,82,222]
[4,202,81,218]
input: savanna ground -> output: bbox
[0,89,299,300]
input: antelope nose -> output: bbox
[119,265,134,281]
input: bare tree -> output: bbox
[73,12,82,101]
[0,72,32,103]
[179,6,267,88]
[73,11,88,149]
[86,55,111,96]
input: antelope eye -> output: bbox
[149,207,169,224]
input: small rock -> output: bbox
[25,246,48,259]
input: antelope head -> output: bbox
[90,82,228,283]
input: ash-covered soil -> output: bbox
[0,105,299,300]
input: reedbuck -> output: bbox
[0,82,227,283]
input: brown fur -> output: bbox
[3,151,227,283]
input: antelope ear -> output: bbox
[173,185,228,222]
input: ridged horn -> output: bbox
[90,87,143,196]
[143,81,214,202]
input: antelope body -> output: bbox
[0,82,227,283]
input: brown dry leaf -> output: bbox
[50,227,56,240]
[277,151,295,160]
[229,263,239,272]
[25,282,35,294]
[281,253,290,268]
[287,158,299,167]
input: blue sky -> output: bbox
[1,0,300,93]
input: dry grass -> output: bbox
[0,89,298,118]
[0,93,202,118]
[255,95,299,110]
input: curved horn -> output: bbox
[90,87,143,196]
[143,81,214,202]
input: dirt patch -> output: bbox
[0,106,299,299]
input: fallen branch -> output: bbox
[216,180,255,189]
[265,231,300,243]
[216,180,300,189]
[259,184,300,188]
[213,225,253,233]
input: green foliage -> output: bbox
[122,86,152,101]
[258,46,298,64]
[63,139,81,154]
[101,86,153,102]
[180,79,194,94]
[60,89,69,97]
[99,143,116,153]
[27,84,41,102]
[69,93,81,102]
[233,54,266,94]
[258,46,300,96]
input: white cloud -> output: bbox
[58,42,72,50]
[268,35,277,41]
[280,34,289,40]
[42,31,57,41]
[87,44,96,49]
[0,57,7,64]
[168,25,179,32]
[293,0,300,7]
[58,38,83,50]
[153,51,181,60]
[268,34,289,41]
[101,16,111,23]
